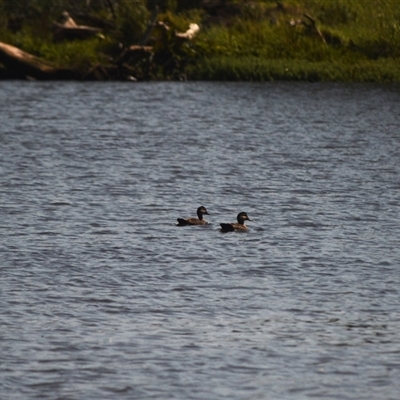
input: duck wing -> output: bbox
[177,218,189,226]
[220,223,234,232]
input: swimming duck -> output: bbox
[177,206,209,226]
[220,212,251,232]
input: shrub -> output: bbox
[114,0,149,46]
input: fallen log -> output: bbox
[52,22,102,41]
[0,42,76,80]
[52,11,102,42]
[115,45,153,66]
[113,45,154,81]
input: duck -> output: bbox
[220,212,251,232]
[177,206,209,226]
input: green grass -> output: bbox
[187,55,400,82]
[186,0,400,81]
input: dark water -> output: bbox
[1,81,400,399]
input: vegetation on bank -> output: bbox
[0,0,399,81]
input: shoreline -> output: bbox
[1,1,399,83]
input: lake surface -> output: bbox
[1,81,400,400]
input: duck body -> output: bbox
[177,206,209,226]
[220,212,251,232]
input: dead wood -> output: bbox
[52,12,102,42]
[0,42,76,80]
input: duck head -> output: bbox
[197,206,209,219]
[237,212,251,224]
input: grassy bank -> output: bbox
[0,0,399,81]
[188,57,400,82]
[187,0,400,81]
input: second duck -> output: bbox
[220,212,251,232]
